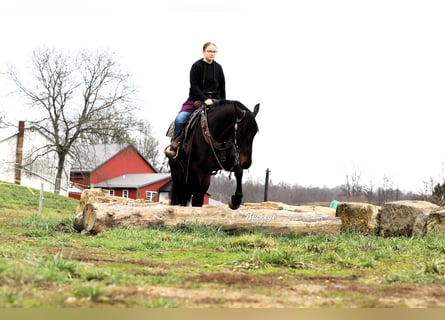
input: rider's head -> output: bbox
[202,42,217,64]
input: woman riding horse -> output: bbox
[168,100,259,209]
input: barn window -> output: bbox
[109,189,115,197]
[145,191,157,202]
[123,190,129,198]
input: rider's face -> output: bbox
[203,45,217,63]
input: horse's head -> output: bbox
[234,102,260,169]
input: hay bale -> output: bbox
[426,209,445,234]
[76,188,148,213]
[76,188,109,213]
[336,202,381,235]
[378,201,440,237]
[74,188,149,231]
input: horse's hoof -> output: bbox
[228,196,241,210]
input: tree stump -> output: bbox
[336,202,381,235]
[378,200,440,237]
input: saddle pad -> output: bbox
[165,121,174,138]
[165,106,205,140]
[184,107,205,142]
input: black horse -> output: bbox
[168,99,260,209]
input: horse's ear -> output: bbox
[253,103,260,118]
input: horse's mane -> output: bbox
[214,99,259,132]
[233,100,259,133]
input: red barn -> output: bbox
[69,144,174,203]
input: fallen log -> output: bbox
[336,202,381,235]
[378,200,440,237]
[75,202,341,236]
[244,201,336,217]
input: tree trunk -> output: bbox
[74,202,341,236]
[54,152,66,194]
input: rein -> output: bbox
[200,104,247,172]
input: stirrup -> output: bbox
[164,145,179,159]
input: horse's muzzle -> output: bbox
[239,155,252,169]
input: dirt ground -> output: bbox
[4,212,445,308]
[46,240,445,308]
[121,273,445,307]
[63,253,445,307]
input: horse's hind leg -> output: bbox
[229,166,243,210]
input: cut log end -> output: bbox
[83,203,97,232]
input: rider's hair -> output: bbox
[203,42,217,51]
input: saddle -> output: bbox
[165,106,204,141]
[165,99,235,163]
[164,102,208,160]
[165,101,205,139]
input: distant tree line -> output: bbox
[208,172,443,206]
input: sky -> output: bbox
[0,0,445,192]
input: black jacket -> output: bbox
[188,59,226,101]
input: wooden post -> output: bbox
[38,183,44,212]
[14,121,25,185]
[264,168,270,202]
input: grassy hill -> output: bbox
[1,181,445,307]
[0,181,78,216]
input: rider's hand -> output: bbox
[204,99,213,106]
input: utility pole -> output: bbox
[264,168,270,202]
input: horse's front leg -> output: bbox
[228,165,243,210]
[170,181,190,206]
[191,174,211,207]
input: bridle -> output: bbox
[200,103,247,173]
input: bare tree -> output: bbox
[7,47,138,194]
[418,177,436,201]
[364,180,375,204]
[341,169,363,201]
[376,174,394,204]
[129,120,162,170]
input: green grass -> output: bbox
[1,181,445,307]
